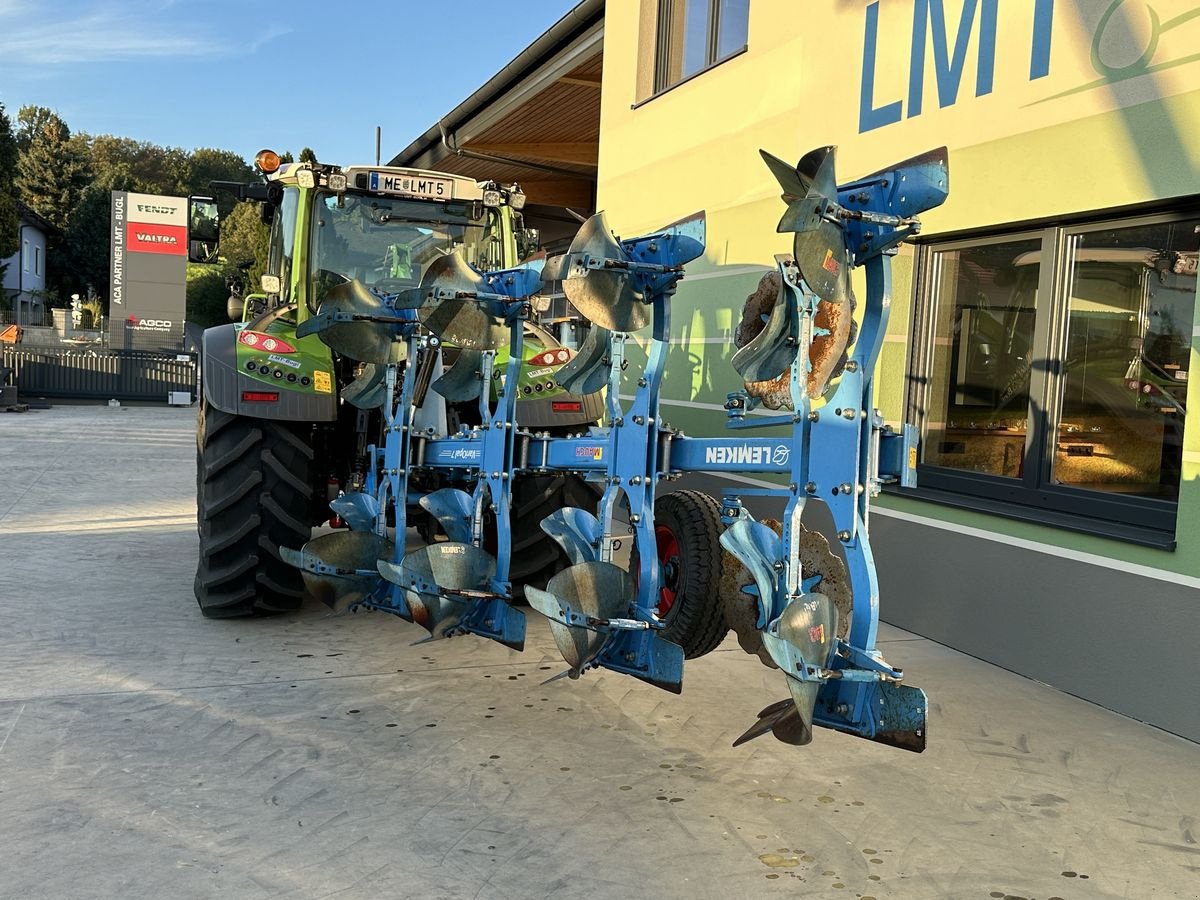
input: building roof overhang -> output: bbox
[389,0,603,214]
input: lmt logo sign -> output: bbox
[859,0,1054,132]
[859,0,1200,134]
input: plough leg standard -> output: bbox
[282,145,949,751]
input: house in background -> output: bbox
[1,204,55,324]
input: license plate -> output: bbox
[368,171,452,200]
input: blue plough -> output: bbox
[282,145,949,751]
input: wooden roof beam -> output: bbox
[464,141,598,168]
[513,177,595,210]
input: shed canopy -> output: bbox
[389,1,603,220]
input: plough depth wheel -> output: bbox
[634,490,730,659]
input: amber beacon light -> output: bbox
[255,149,282,174]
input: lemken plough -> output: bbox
[280,145,949,751]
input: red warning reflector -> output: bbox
[552,401,582,412]
[239,331,296,353]
[242,391,279,402]
[530,349,570,367]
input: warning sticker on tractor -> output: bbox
[575,446,603,461]
[908,446,918,470]
[313,370,332,394]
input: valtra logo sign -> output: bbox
[127,221,187,256]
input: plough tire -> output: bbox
[496,474,599,596]
[194,401,314,618]
[638,490,730,659]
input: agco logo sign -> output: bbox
[127,316,173,331]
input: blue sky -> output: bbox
[0,0,581,166]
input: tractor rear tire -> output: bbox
[636,490,730,659]
[194,401,314,618]
[498,473,599,596]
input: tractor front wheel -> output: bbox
[194,401,314,618]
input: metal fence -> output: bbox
[0,346,197,402]
[0,308,56,328]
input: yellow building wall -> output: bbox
[595,0,1200,573]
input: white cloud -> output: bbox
[0,16,218,64]
[0,4,286,65]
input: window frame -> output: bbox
[905,206,1199,548]
[650,0,749,98]
[266,187,300,305]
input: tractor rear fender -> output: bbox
[201,323,337,421]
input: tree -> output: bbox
[85,135,188,195]
[299,147,317,164]
[0,102,20,262]
[16,110,91,231]
[14,105,54,154]
[187,148,254,218]
[60,182,114,303]
[187,263,235,328]
[218,200,270,293]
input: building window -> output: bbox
[654,0,749,94]
[33,245,41,277]
[22,239,29,273]
[908,209,1198,546]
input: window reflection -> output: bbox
[923,237,1042,477]
[717,0,750,59]
[1053,220,1197,499]
[655,0,750,93]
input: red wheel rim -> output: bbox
[655,524,681,615]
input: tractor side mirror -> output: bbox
[187,196,220,263]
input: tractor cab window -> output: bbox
[266,187,300,303]
[309,192,501,312]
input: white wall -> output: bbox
[2,221,48,319]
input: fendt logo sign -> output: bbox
[136,203,178,216]
[127,193,185,228]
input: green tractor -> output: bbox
[189,150,603,618]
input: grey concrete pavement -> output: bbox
[0,405,1197,899]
